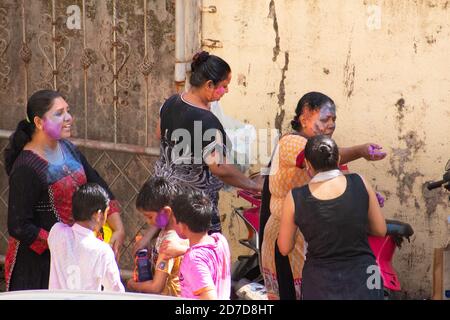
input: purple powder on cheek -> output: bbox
[43,118,63,140]
[156,211,169,228]
[312,121,327,135]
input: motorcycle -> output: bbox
[231,184,415,300]
[230,189,266,300]
[427,159,450,195]
[368,220,413,298]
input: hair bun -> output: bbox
[291,115,300,131]
[191,51,210,71]
[319,143,332,156]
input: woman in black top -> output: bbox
[278,135,386,299]
[3,90,125,291]
[154,51,261,233]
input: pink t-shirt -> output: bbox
[179,233,231,299]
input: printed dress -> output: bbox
[155,94,230,232]
[261,134,310,300]
[5,139,119,291]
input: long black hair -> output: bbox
[4,89,62,175]
[189,51,231,87]
[291,92,335,131]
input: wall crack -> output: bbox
[268,0,280,62]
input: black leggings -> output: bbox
[274,239,296,300]
[261,175,296,300]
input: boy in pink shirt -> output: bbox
[171,190,231,300]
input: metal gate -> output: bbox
[0,0,179,271]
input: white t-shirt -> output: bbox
[48,222,125,292]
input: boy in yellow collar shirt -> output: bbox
[127,176,186,297]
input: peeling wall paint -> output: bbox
[268,0,280,62]
[388,130,425,205]
[204,0,450,299]
[275,51,289,133]
[343,41,355,98]
[422,183,448,217]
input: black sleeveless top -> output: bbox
[292,173,383,300]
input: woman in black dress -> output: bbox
[154,51,261,233]
[4,89,125,291]
[278,135,386,299]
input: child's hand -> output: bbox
[133,236,149,256]
[132,226,158,256]
[159,239,188,259]
[127,278,137,292]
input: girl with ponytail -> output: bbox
[3,89,125,291]
[4,90,61,175]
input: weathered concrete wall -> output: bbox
[209,0,450,299]
[0,0,448,299]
